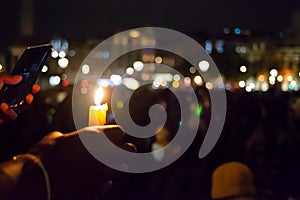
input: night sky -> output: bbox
[0,0,299,42]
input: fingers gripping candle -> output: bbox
[88,87,108,126]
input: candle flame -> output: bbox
[94,87,104,105]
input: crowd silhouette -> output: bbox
[0,83,300,199]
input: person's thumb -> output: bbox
[3,74,22,85]
[0,73,22,89]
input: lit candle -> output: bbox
[88,87,108,126]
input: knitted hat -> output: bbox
[211,162,256,199]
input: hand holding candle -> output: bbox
[88,87,108,126]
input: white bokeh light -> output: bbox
[58,58,69,68]
[41,65,48,73]
[194,75,202,85]
[240,65,247,73]
[173,74,181,81]
[261,82,269,92]
[110,74,122,85]
[59,51,66,58]
[277,75,283,82]
[81,64,90,74]
[198,60,210,72]
[49,75,61,86]
[123,78,140,90]
[133,61,144,71]
[238,80,246,88]
[51,50,59,58]
[270,69,278,77]
[126,67,134,75]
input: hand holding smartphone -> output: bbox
[0,44,52,113]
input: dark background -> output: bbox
[0,0,299,41]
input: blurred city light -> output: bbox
[249,83,256,89]
[261,82,269,92]
[172,81,180,88]
[126,67,134,75]
[270,69,278,77]
[240,65,247,73]
[110,74,122,85]
[173,74,181,81]
[97,79,110,87]
[123,78,139,90]
[239,80,246,88]
[234,27,241,34]
[205,82,213,90]
[246,86,252,92]
[58,58,69,68]
[117,101,124,109]
[153,76,164,88]
[51,50,59,58]
[246,77,255,88]
[154,73,173,82]
[142,54,155,62]
[62,80,69,87]
[102,51,110,59]
[195,105,203,116]
[269,76,276,85]
[216,39,224,53]
[81,64,90,74]
[155,56,163,64]
[282,82,289,91]
[68,50,76,57]
[141,73,150,81]
[41,65,48,73]
[239,46,247,54]
[289,80,297,90]
[194,75,203,85]
[198,60,210,72]
[49,75,61,86]
[258,74,265,82]
[159,79,167,87]
[184,77,191,86]
[133,61,144,71]
[205,40,212,54]
[225,83,232,90]
[81,79,89,87]
[189,66,196,74]
[59,51,66,58]
[61,74,68,80]
[81,87,88,94]
[129,30,140,38]
[277,75,283,82]
[223,27,230,34]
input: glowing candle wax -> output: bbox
[88,87,108,126]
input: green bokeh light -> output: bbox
[117,101,124,109]
[179,120,183,126]
[195,104,203,116]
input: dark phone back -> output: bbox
[0,44,52,110]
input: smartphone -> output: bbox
[0,44,53,113]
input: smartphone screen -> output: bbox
[0,44,52,112]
